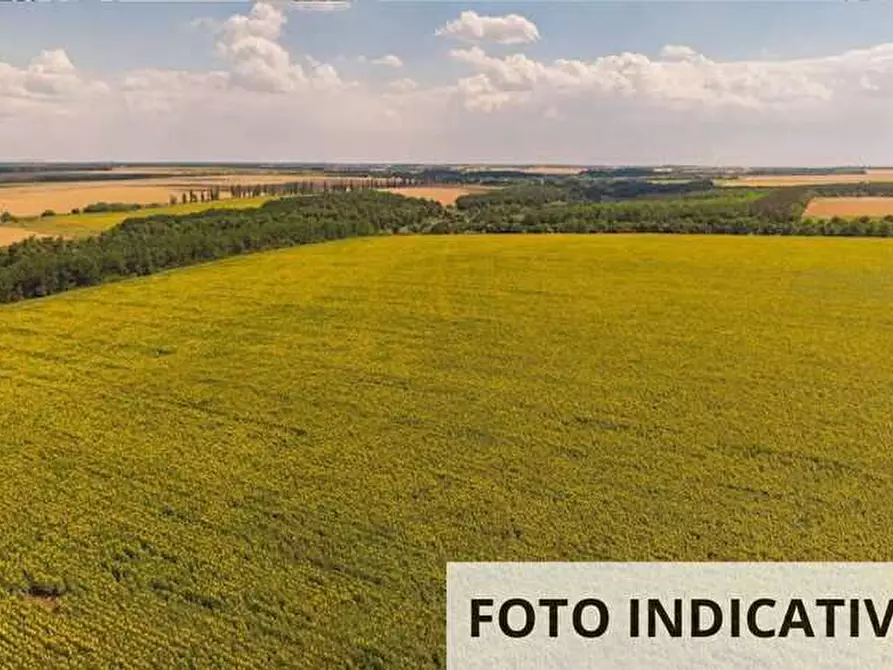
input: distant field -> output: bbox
[462,165,584,175]
[0,181,182,217]
[383,185,488,205]
[0,227,46,245]
[520,165,584,175]
[8,196,276,239]
[720,171,893,187]
[0,174,354,217]
[804,197,893,219]
[4,235,893,666]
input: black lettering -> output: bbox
[691,599,722,637]
[850,599,860,638]
[573,599,609,638]
[499,599,535,638]
[630,599,640,638]
[864,599,893,637]
[730,598,741,638]
[747,599,776,638]
[815,599,845,637]
[538,599,568,638]
[647,599,683,638]
[779,599,815,638]
[471,599,493,638]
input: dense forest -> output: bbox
[439,186,893,235]
[454,179,718,210]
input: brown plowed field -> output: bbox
[722,171,893,187]
[383,186,490,205]
[0,227,48,246]
[0,174,383,217]
[804,197,893,219]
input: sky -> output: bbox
[2,1,893,165]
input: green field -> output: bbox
[3,234,893,666]
[9,197,276,238]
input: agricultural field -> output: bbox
[7,196,276,239]
[0,227,46,245]
[720,171,893,187]
[457,165,584,175]
[0,174,345,217]
[3,234,893,666]
[383,186,489,205]
[804,196,893,219]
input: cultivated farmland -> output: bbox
[9,196,276,239]
[804,196,893,219]
[720,171,893,187]
[383,186,489,205]
[0,227,46,245]
[3,234,893,666]
[0,174,356,217]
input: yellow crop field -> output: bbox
[3,234,893,665]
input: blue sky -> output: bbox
[5,3,893,70]
[2,1,893,163]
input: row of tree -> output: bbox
[810,182,893,197]
[226,177,421,200]
[426,213,893,236]
[168,189,223,206]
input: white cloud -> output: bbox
[436,11,540,46]
[8,4,893,165]
[208,2,345,93]
[0,49,108,121]
[0,49,104,99]
[371,54,403,68]
[448,43,893,112]
[659,45,703,62]
[291,1,352,12]
[220,2,286,42]
[388,77,419,93]
[456,73,523,112]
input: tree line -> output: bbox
[810,182,893,197]
[226,177,420,200]
[454,180,718,210]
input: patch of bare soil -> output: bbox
[384,186,490,205]
[804,197,893,218]
[0,227,48,246]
